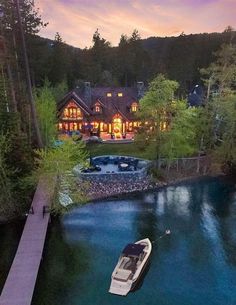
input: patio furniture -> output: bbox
[119,162,129,171]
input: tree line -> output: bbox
[0,0,235,219]
[137,43,236,176]
[27,28,236,94]
[0,0,86,218]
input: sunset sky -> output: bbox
[36,0,236,48]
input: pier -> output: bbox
[0,176,56,305]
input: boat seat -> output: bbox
[119,257,130,268]
[114,268,132,281]
[124,258,138,273]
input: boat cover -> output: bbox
[122,243,145,256]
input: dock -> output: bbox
[0,176,56,305]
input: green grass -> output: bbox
[86,142,153,159]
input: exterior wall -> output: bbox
[78,169,148,182]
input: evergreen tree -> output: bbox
[201,43,236,172]
[89,29,112,85]
[48,33,69,85]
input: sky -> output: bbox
[36,0,236,48]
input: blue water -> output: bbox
[8,177,236,305]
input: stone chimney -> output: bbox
[84,81,91,104]
[137,81,144,99]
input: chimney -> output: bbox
[84,81,91,104]
[137,81,144,99]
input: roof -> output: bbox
[57,83,145,122]
[57,90,92,115]
[122,243,145,256]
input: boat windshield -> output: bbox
[122,243,145,257]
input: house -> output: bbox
[57,82,145,138]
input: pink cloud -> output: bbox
[35,0,236,48]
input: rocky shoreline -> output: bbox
[84,172,217,202]
[86,177,167,201]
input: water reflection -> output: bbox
[30,177,236,305]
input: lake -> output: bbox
[1,177,236,305]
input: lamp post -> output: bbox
[14,0,43,148]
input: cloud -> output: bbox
[35,0,236,48]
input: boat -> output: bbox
[109,238,152,296]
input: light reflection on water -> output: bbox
[30,177,236,305]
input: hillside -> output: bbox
[28,30,236,94]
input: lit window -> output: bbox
[95,105,100,112]
[63,108,68,117]
[63,106,82,119]
[107,93,112,97]
[131,102,138,112]
[118,93,123,97]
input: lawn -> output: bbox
[86,142,153,159]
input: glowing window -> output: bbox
[131,102,138,112]
[63,108,68,117]
[95,105,100,112]
[107,93,112,97]
[92,121,99,128]
[118,93,123,97]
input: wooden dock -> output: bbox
[0,176,56,305]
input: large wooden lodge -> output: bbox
[57,82,145,138]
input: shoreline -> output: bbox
[1,172,232,224]
[85,172,227,203]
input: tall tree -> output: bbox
[137,74,179,168]
[0,0,46,218]
[48,32,69,85]
[201,43,236,99]
[15,0,43,147]
[161,101,200,173]
[89,29,112,85]
[115,30,150,86]
[35,80,57,147]
[201,43,236,172]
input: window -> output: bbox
[95,105,100,113]
[131,102,138,112]
[107,93,112,97]
[63,106,82,119]
[118,93,123,97]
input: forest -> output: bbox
[28,28,236,95]
[0,0,236,220]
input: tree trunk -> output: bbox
[15,0,43,148]
[6,63,18,113]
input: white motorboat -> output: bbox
[109,238,152,296]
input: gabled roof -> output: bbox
[58,90,92,115]
[58,84,145,121]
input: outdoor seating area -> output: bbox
[91,156,139,172]
[73,155,150,180]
